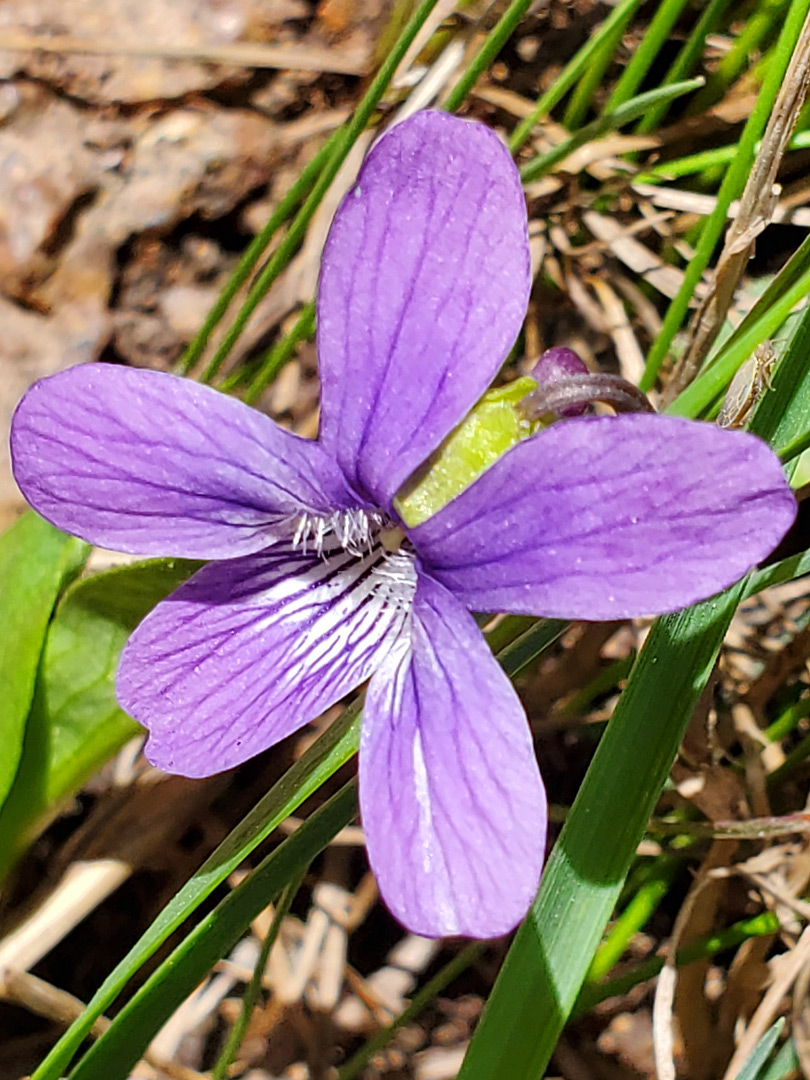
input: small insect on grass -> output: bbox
[718,343,777,429]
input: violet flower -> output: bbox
[11,112,796,939]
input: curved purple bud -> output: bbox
[529,347,589,417]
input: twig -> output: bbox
[666,7,810,399]
[0,31,368,75]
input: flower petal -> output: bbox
[411,414,796,620]
[118,538,414,776]
[360,572,546,938]
[317,111,530,509]
[11,364,357,558]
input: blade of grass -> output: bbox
[635,0,737,133]
[176,140,333,377]
[604,0,694,112]
[212,865,307,1080]
[519,78,703,184]
[457,229,808,1080]
[442,0,533,113]
[29,704,361,1080]
[508,0,646,153]
[70,783,357,1080]
[640,0,810,390]
[197,0,442,384]
[561,0,643,129]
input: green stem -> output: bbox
[210,867,307,1080]
[605,0,693,112]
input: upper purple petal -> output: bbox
[119,538,408,777]
[411,414,796,620]
[11,364,357,558]
[317,111,530,510]
[359,572,546,938]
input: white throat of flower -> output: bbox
[291,507,417,618]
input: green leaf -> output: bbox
[0,513,89,809]
[737,1020,785,1080]
[0,558,197,880]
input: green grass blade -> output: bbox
[30,706,362,1080]
[197,0,442,384]
[457,584,746,1080]
[443,0,533,112]
[635,0,737,133]
[176,140,333,377]
[210,867,307,1080]
[640,0,810,391]
[0,514,88,809]
[458,224,808,1079]
[519,78,703,184]
[70,783,358,1080]
[562,0,641,129]
[509,0,645,153]
[604,0,693,112]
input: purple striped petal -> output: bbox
[411,414,796,620]
[317,111,530,509]
[360,572,546,938]
[118,538,414,776]
[11,364,358,559]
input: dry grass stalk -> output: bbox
[666,7,810,399]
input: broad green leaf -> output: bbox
[0,558,197,880]
[0,513,89,808]
[70,783,358,1080]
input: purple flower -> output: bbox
[10,112,796,938]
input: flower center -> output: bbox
[291,508,386,557]
[290,508,417,617]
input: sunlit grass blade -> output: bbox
[442,0,533,112]
[635,0,737,133]
[456,232,810,1080]
[519,78,703,184]
[562,0,642,129]
[604,0,693,112]
[210,866,307,1080]
[508,0,645,153]
[195,0,442,384]
[70,783,358,1080]
[640,0,810,391]
[175,140,333,377]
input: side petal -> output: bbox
[11,364,358,558]
[118,539,412,776]
[317,111,530,509]
[411,414,797,620]
[360,573,546,938]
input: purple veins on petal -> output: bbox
[118,535,417,778]
[360,572,546,939]
[411,413,797,621]
[317,110,531,510]
[11,364,359,559]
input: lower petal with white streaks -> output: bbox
[118,538,415,777]
[360,572,546,939]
